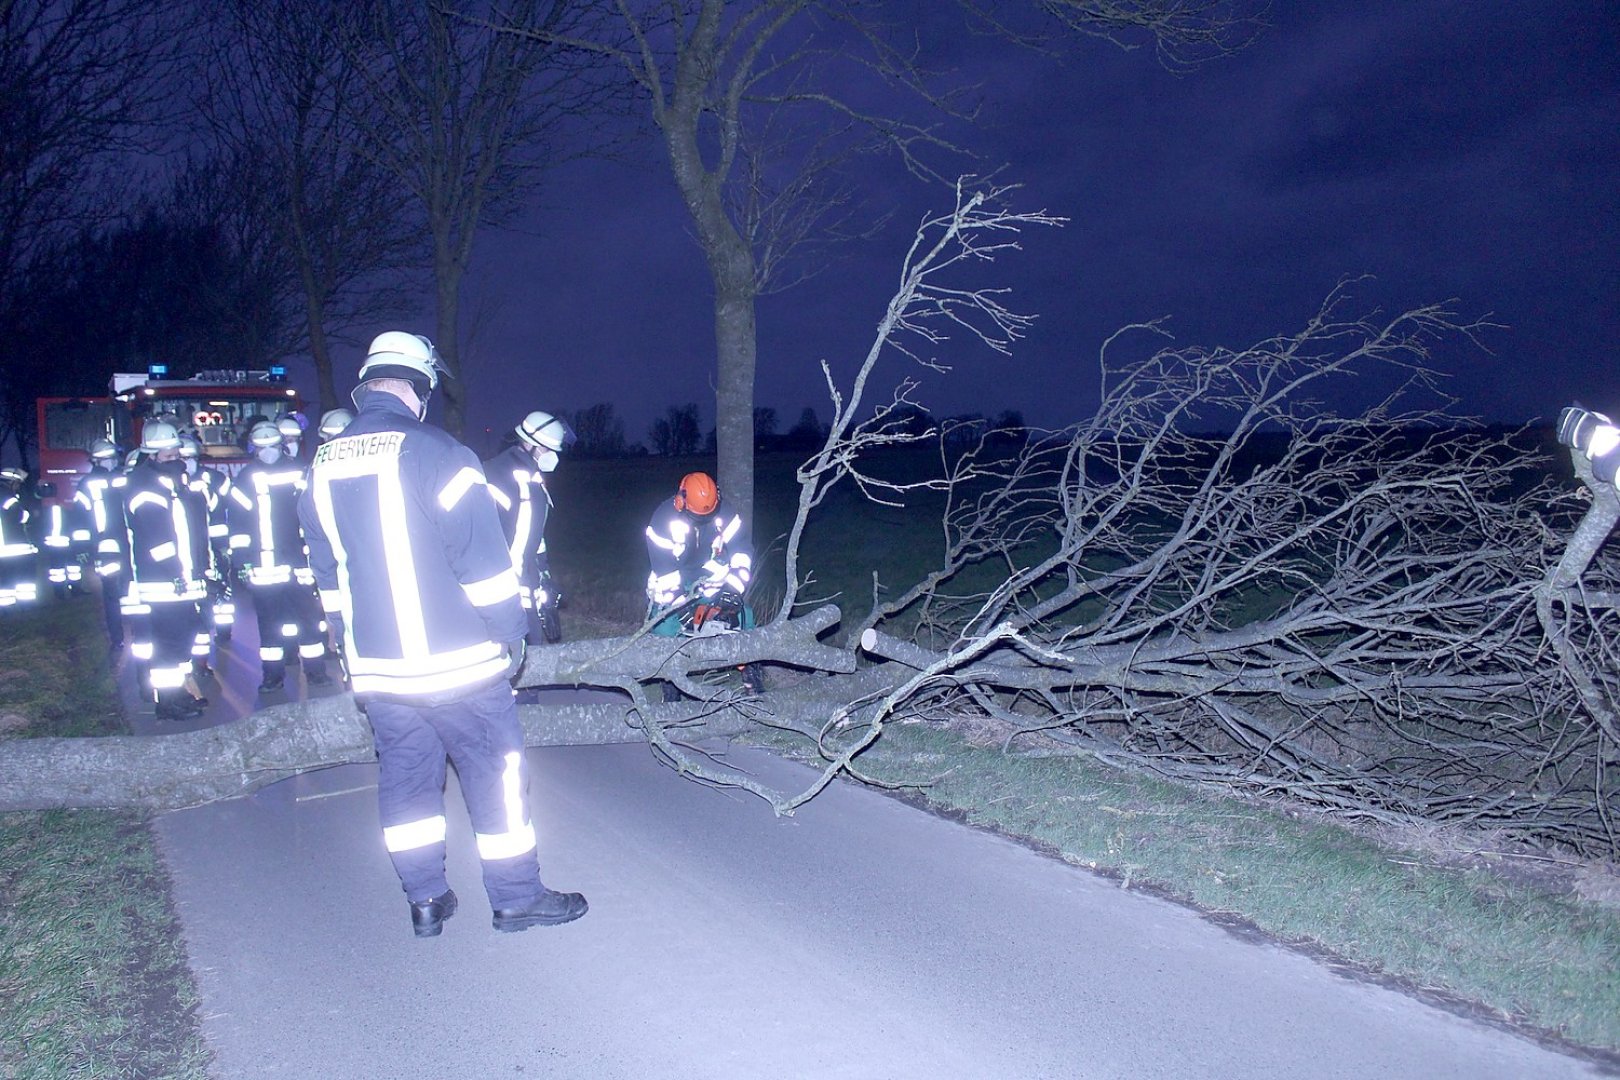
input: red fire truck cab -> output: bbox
[36,364,305,506]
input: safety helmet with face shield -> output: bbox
[515,410,575,473]
[139,420,181,453]
[317,408,354,440]
[356,331,444,416]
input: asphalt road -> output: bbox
[128,603,1607,1079]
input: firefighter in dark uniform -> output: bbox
[644,470,761,696]
[298,331,586,938]
[174,434,228,677]
[483,410,574,645]
[0,467,39,608]
[38,477,82,598]
[226,422,332,694]
[121,421,207,720]
[74,438,129,648]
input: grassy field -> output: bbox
[0,599,209,1079]
[2,450,1616,1068]
[551,450,1620,1060]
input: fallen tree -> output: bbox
[0,605,856,812]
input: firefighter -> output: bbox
[225,422,331,694]
[121,422,207,721]
[278,414,307,463]
[298,331,585,937]
[37,478,82,598]
[483,410,574,645]
[317,408,354,443]
[178,433,234,665]
[644,470,761,695]
[74,438,129,648]
[0,467,39,608]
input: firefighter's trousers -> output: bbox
[0,552,38,607]
[141,598,202,704]
[366,682,544,908]
[248,579,328,681]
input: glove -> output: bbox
[502,638,527,685]
[1558,405,1612,453]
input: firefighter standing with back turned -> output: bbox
[298,331,586,938]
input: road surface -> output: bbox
[125,603,1608,1078]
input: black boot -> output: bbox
[154,693,194,722]
[409,889,458,938]
[491,888,587,933]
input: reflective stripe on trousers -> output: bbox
[365,682,543,907]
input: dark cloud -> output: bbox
[449,0,1620,445]
[1253,2,1620,189]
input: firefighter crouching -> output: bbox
[225,421,332,694]
[74,438,129,648]
[0,467,39,608]
[644,470,762,696]
[121,422,208,721]
[298,331,586,937]
[483,409,574,645]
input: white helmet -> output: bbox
[318,408,354,439]
[139,420,181,452]
[277,416,303,440]
[123,450,142,469]
[89,438,118,462]
[515,410,574,453]
[0,466,25,487]
[177,434,201,459]
[248,421,283,448]
[358,331,442,399]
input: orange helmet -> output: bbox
[676,471,719,515]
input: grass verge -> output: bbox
[740,717,1620,1061]
[0,596,210,1079]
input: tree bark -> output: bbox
[0,606,850,812]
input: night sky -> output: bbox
[322,1,1618,449]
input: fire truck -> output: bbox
[35,364,304,506]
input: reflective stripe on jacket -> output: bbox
[299,391,525,701]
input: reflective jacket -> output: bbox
[0,492,35,559]
[122,462,207,604]
[481,444,552,598]
[644,494,751,606]
[74,467,128,575]
[225,456,311,586]
[298,390,525,701]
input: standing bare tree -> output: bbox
[199,0,425,413]
[507,0,1262,520]
[339,0,619,436]
[0,0,180,460]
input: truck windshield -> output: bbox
[135,396,298,457]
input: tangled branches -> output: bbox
[853,287,1620,856]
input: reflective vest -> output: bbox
[299,392,525,701]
